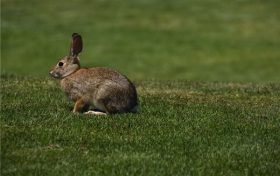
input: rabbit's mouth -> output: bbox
[49,71,62,79]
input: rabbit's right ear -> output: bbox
[69,33,83,57]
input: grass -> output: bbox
[2,0,280,82]
[2,0,280,175]
[1,75,280,175]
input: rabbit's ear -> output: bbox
[69,33,83,57]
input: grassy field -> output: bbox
[2,0,280,82]
[1,75,280,175]
[2,0,280,175]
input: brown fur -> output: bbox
[49,33,138,114]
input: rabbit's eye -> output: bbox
[58,62,64,67]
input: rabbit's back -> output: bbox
[61,67,138,113]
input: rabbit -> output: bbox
[49,33,138,115]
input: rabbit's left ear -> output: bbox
[70,33,83,57]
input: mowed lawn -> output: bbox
[1,76,280,175]
[2,0,280,81]
[2,0,280,175]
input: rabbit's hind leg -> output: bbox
[84,110,107,115]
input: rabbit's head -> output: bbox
[49,33,83,79]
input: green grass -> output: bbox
[1,75,280,175]
[2,0,280,82]
[2,0,280,175]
